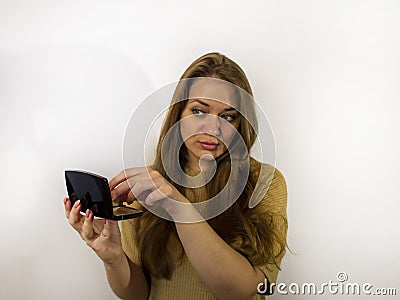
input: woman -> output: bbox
[64,52,288,299]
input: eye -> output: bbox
[192,108,206,116]
[221,114,237,122]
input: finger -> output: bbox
[130,178,157,199]
[144,189,168,206]
[117,192,135,205]
[108,170,127,191]
[93,218,105,234]
[68,200,84,230]
[81,209,97,243]
[100,219,120,239]
[113,192,138,205]
[111,177,154,201]
[109,167,148,190]
[116,193,128,205]
[109,219,121,237]
[110,180,130,201]
[64,197,72,219]
[125,192,137,204]
[100,218,112,239]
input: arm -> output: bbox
[108,167,284,299]
[104,253,149,300]
[174,166,288,299]
[64,198,149,300]
[175,210,264,300]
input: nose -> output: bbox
[204,114,220,136]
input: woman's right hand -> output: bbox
[64,197,125,265]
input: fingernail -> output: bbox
[73,200,81,208]
[86,209,90,218]
[63,198,67,205]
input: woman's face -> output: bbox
[180,79,241,170]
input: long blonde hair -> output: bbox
[134,52,286,280]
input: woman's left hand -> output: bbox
[109,167,190,208]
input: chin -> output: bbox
[200,153,216,160]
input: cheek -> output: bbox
[220,122,240,143]
[222,129,236,144]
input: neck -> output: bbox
[187,156,215,173]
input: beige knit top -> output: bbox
[121,161,288,299]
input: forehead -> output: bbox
[188,78,239,108]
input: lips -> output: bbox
[200,141,218,145]
[198,141,219,150]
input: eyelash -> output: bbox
[191,108,237,122]
[191,108,205,116]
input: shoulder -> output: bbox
[249,157,286,189]
[249,157,287,212]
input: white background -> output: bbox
[0,0,399,299]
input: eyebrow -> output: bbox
[191,99,237,111]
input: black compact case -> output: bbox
[65,170,143,220]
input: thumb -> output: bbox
[109,219,121,236]
[101,219,120,238]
